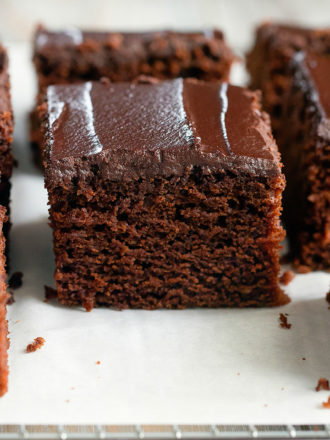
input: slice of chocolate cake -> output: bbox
[31,27,235,165]
[41,78,287,310]
[247,24,330,271]
[33,27,235,87]
[0,206,8,397]
[280,51,330,270]
[0,45,14,257]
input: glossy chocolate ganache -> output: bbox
[44,78,281,186]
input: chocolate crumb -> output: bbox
[322,396,330,408]
[316,378,330,392]
[26,337,45,353]
[8,271,23,289]
[7,294,15,305]
[44,285,57,301]
[280,270,295,286]
[302,357,306,360]
[100,76,111,85]
[279,313,291,329]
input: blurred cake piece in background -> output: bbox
[33,26,235,87]
[247,23,330,271]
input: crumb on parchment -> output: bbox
[316,378,330,392]
[280,270,295,286]
[26,337,45,353]
[322,397,330,409]
[279,313,291,329]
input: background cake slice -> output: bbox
[247,23,330,271]
[0,206,8,397]
[41,78,287,310]
[280,51,330,270]
[31,27,235,165]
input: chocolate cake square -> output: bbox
[33,27,235,87]
[247,24,330,270]
[0,206,8,396]
[0,45,14,254]
[41,78,287,310]
[31,27,235,165]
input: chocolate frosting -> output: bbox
[44,79,281,187]
[292,50,330,130]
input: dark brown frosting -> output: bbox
[44,79,281,187]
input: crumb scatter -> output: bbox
[322,396,330,408]
[279,313,291,329]
[316,378,330,392]
[280,270,295,285]
[26,337,45,353]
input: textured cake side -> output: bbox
[0,45,14,255]
[46,169,286,310]
[0,206,8,397]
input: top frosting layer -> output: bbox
[44,79,280,182]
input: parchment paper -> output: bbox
[0,43,329,425]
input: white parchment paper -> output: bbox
[0,43,329,425]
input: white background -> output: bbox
[1,0,330,51]
[0,0,330,425]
